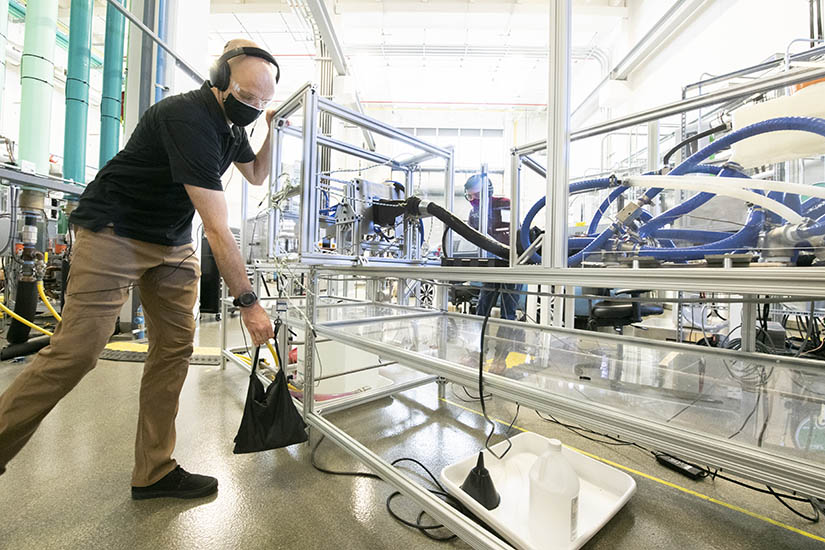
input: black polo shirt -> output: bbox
[71,82,255,246]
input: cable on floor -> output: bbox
[310,436,485,542]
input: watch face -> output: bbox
[240,292,257,307]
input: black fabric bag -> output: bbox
[233,343,308,454]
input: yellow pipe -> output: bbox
[37,281,61,322]
[266,341,280,369]
[0,301,52,336]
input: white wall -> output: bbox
[568,0,816,227]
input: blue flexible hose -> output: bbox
[524,117,825,264]
[638,207,765,261]
[651,229,734,243]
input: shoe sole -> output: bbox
[131,481,218,500]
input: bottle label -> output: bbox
[570,495,579,541]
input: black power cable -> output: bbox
[662,123,729,166]
[310,436,478,542]
[477,289,520,460]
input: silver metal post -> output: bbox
[741,297,757,352]
[278,312,290,374]
[219,281,228,370]
[509,151,521,267]
[268,122,283,259]
[240,177,249,264]
[479,163,489,258]
[300,87,320,259]
[436,149,455,311]
[302,267,318,421]
[647,120,659,172]
[545,0,572,327]
[518,233,544,265]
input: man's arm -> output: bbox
[234,110,275,186]
[184,184,273,346]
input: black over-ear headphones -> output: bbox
[209,47,281,92]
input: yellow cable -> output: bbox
[0,301,52,336]
[233,353,252,366]
[266,341,280,369]
[36,281,62,322]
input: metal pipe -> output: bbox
[281,125,402,168]
[571,0,709,127]
[315,361,395,381]
[684,45,825,92]
[100,0,126,166]
[572,66,825,141]
[154,0,169,103]
[518,233,543,265]
[318,97,451,158]
[63,0,94,185]
[508,151,521,267]
[104,0,204,83]
[784,37,825,70]
[521,155,546,179]
[18,0,58,175]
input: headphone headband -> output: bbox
[210,46,280,91]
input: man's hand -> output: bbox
[265,108,277,128]
[241,303,274,346]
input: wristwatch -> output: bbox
[233,291,258,308]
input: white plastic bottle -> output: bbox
[528,439,580,547]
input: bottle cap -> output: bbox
[548,438,562,452]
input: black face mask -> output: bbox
[223,93,263,127]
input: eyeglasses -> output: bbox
[229,80,273,110]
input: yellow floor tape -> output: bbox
[103,341,221,356]
[440,397,825,544]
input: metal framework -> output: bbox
[243,83,455,267]
[217,16,825,549]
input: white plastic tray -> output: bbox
[441,432,636,550]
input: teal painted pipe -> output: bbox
[99,0,125,167]
[19,0,58,175]
[63,0,94,184]
[0,1,8,125]
[9,1,103,68]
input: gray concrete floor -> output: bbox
[0,318,824,549]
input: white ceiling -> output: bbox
[208,0,629,107]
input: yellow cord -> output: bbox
[266,341,280,369]
[0,301,52,336]
[36,281,62,322]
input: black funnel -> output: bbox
[460,452,500,510]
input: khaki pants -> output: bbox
[0,227,200,486]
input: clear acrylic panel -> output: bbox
[322,309,825,467]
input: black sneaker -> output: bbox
[131,465,218,500]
